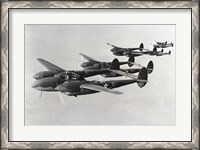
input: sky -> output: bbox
[25,24,175,126]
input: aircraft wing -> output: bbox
[129,48,140,51]
[37,58,65,71]
[107,43,119,48]
[155,40,161,44]
[107,61,128,66]
[142,48,152,52]
[80,83,123,95]
[110,69,138,80]
[76,69,109,78]
[79,53,99,63]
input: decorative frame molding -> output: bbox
[1,1,199,149]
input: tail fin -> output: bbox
[128,56,135,67]
[170,43,173,47]
[153,47,157,52]
[147,61,154,74]
[137,67,148,88]
[139,43,144,51]
[169,51,171,55]
[110,58,120,70]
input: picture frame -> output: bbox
[1,0,199,149]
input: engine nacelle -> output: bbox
[33,71,55,80]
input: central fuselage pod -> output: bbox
[33,70,63,80]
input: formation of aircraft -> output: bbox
[32,58,148,97]
[108,41,173,60]
[32,40,173,97]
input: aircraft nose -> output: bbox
[33,74,39,79]
[111,48,115,52]
[55,86,60,91]
[80,63,85,67]
[32,80,40,88]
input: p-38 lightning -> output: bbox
[80,53,154,77]
[108,42,171,61]
[153,40,174,48]
[79,53,130,68]
[107,42,144,57]
[33,58,110,80]
[141,47,171,56]
[33,58,146,81]
[32,58,148,97]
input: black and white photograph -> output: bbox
[25,24,176,126]
[2,1,198,148]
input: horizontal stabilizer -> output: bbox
[80,84,123,95]
[137,79,148,83]
[128,62,143,68]
[110,69,137,80]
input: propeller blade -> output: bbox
[58,92,67,106]
[39,91,42,97]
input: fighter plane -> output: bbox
[107,43,144,57]
[108,42,171,61]
[33,58,142,81]
[79,53,153,76]
[141,47,171,56]
[80,52,139,69]
[33,58,111,80]
[153,41,173,48]
[32,66,148,97]
[79,53,130,69]
[102,60,153,78]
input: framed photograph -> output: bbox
[1,1,199,149]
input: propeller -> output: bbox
[55,79,67,106]
[58,92,67,106]
[39,91,43,97]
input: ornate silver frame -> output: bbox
[1,1,199,149]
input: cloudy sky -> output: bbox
[25,24,175,126]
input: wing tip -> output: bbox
[37,58,43,62]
